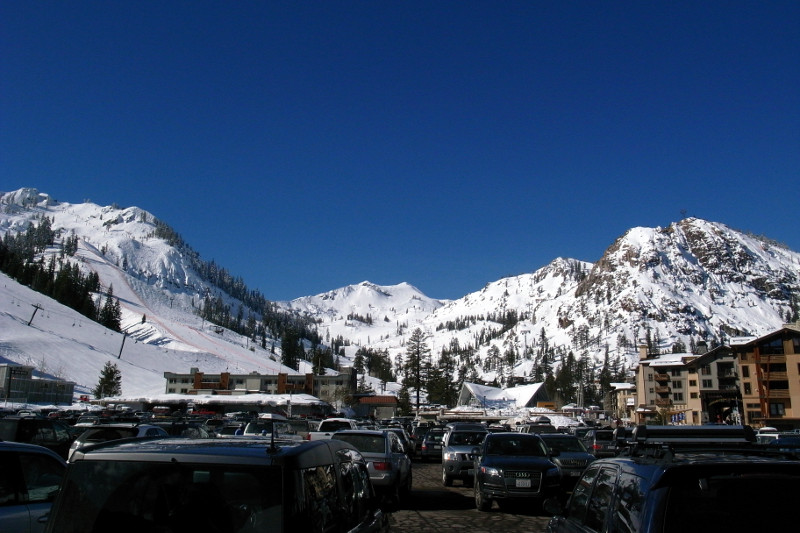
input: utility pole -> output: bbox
[28,304,43,326]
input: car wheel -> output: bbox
[442,467,453,487]
[475,482,491,511]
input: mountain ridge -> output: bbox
[2,187,798,399]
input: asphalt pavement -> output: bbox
[388,459,551,533]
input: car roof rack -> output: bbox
[632,424,756,446]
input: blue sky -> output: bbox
[2,2,798,301]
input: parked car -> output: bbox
[383,426,415,458]
[472,432,562,512]
[539,433,596,492]
[150,419,215,439]
[244,415,302,441]
[419,427,446,462]
[332,429,412,509]
[545,424,800,532]
[0,416,75,459]
[67,422,168,461]
[442,424,488,486]
[0,441,66,533]
[45,437,389,533]
[581,428,616,457]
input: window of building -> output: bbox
[746,403,760,409]
[690,392,698,399]
[760,337,784,355]
[649,388,654,395]
[702,380,713,388]
[647,373,653,382]
[770,403,786,416]
[742,366,749,378]
[744,383,752,394]
[673,393,684,402]
[689,380,697,387]
[671,369,682,377]
[793,336,800,355]
[673,381,683,389]
[701,366,711,375]
[747,410,761,421]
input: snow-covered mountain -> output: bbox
[2,187,798,401]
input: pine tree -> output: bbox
[403,328,430,411]
[93,361,122,398]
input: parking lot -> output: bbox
[388,459,551,533]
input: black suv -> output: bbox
[545,425,800,532]
[0,416,75,459]
[473,432,562,512]
[45,437,389,533]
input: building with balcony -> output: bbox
[634,346,698,424]
[684,345,742,424]
[163,367,355,408]
[732,322,800,430]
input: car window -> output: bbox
[337,451,374,529]
[19,452,64,503]
[663,468,799,531]
[50,460,282,533]
[449,431,485,446]
[565,464,600,523]
[585,467,617,531]
[612,472,645,533]
[335,434,386,454]
[486,437,546,456]
[543,437,588,453]
[0,451,19,505]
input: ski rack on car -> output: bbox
[623,425,759,460]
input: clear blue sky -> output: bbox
[2,2,798,301]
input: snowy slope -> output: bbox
[2,188,799,401]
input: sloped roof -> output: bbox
[459,382,546,409]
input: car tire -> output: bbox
[475,483,491,511]
[442,468,453,487]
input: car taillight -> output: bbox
[373,461,391,471]
[592,444,601,451]
[421,444,427,451]
[304,434,311,440]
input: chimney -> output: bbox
[638,345,648,360]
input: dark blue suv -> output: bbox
[545,425,800,532]
[472,432,562,512]
[45,437,389,533]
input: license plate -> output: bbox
[568,471,582,476]
[432,445,440,450]
[515,478,532,488]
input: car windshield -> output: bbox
[543,437,588,453]
[485,437,547,456]
[594,431,614,442]
[51,460,283,533]
[449,432,486,446]
[80,427,138,442]
[425,432,444,442]
[334,434,387,454]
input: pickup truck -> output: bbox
[305,418,360,440]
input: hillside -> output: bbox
[2,188,799,402]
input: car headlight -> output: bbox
[480,466,501,478]
[443,452,455,461]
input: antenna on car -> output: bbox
[266,424,279,454]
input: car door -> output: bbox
[388,433,409,483]
[0,447,66,533]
